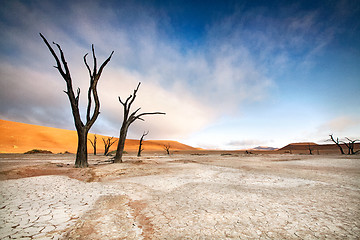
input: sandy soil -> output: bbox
[0,153,359,239]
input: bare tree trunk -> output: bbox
[88,134,97,155]
[40,33,113,167]
[76,128,89,167]
[163,144,171,155]
[350,142,354,155]
[137,131,149,157]
[114,125,128,163]
[308,144,313,155]
[114,82,165,163]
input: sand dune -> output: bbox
[277,142,360,154]
[0,119,196,153]
[1,119,357,154]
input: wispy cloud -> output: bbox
[227,139,273,149]
[0,0,275,140]
[318,116,360,134]
[0,62,71,126]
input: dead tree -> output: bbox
[114,82,165,163]
[88,134,97,155]
[137,131,149,157]
[40,33,114,167]
[163,144,171,155]
[308,143,313,155]
[342,137,359,155]
[329,134,345,154]
[102,137,117,156]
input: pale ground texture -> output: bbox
[0,153,359,239]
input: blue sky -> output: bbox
[0,0,359,149]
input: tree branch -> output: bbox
[91,44,97,76]
[83,53,92,78]
[345,137,359,143]
[40,33,84,129]
[136,112,166,118]
[86,87,92,123]
[85,47,113,129]
[53,42,71,79]
[128,111,164,124]
[98,51,114,76]
[128,82,141,109]
[341,141,350,148]
[75,88,80,106]
[118,96,125,106]
[124,95,132,107]
[39,33,65,77]
[88,139,95,147]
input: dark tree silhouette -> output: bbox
[329,134,345,154]
[137,131,149,157]
[308,143,313,155]
[88,134,97,155]
[102,137,117,156]
[342,137,359,155]
[163,144,171,155]
[40,33,113,167]
[114,82,165,163]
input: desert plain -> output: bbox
[0,151,359,239]
[0,119,359,239]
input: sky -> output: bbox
[0,0,359,149]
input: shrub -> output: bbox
[24,149,53,154]
[107,150,127,156]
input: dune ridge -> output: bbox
[0,119,196,153]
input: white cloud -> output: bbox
[92,68,215,139]
[318,116,360,133]
[0,0,275,140]
[227,139,270,148]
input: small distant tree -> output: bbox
[329,134,345,154]
[342,137,359,155]
[88,134,97,155]
[163,144,171,155]
[308,143,313,155]
[40,33,114,168]
[137,131,149,157]
[114,82,165,163]
[102,137,117,156]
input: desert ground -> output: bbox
[0,152,359,239]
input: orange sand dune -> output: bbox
[0,119,196,154]
[277,142,360,154]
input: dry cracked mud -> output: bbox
[0,153,359,239]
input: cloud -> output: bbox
[318,116,360,133]
[92,68,215,139]
[0,62,72,127]
[0,0,276,140]
[227,139,268,147]
[206,4,336,76]
[226,139,274,150]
